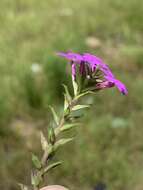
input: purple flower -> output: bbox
[58,51,128,95]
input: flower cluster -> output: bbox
[58,52,128,95]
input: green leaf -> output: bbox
[49,106,59,125]
[40,132,48,151]
[64,93,69,112]
[63,84,72,102]
[32,154,42,169]
[43,161,62,174]
[48,127,56,145]
[54,137,74,150]
[72,79,78,96]
[63,85,72,113]
[69,112,83,120]
[60,123,79,132]
[18,183,29,190]
[31,172,42,187]
[72,104,90,111]
[74,91,91,100]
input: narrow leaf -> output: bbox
[54,138,74,150]
[60,123,79,132]
[64,93,69,111]
[63,84,72,102]
[72,104,90,111]
[48,127,56,145]
[72,79,78,96]
[49,106,59,125]
[40,132,48,151]
[32,154,41,169]
[44,161,62,174]
[74,91,91,100]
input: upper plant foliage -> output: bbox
[19,52,127,190]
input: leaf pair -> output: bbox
[72,104,90,111]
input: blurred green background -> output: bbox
[0,0,143,189]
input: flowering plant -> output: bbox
[19,52,127,190]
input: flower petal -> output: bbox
[83,53,114,77]
[105,76,128,95]
[57,52,83,63]
[114,79,128,95]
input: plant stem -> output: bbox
[32,96,78,190]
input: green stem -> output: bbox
[32,96,78,190]
[31,83,92,190]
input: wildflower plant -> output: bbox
[19,52,127,190]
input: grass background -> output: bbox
[0,0,143,189]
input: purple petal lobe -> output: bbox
[57,52,83,63]
[83,53,114,78]
[105,76,128,95]
[114,79,128,95]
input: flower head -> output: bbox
[58,51,128,95]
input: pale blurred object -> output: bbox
[111,117,128,128]
[85,37,101,49]
[31,63,42,73]
[40,185,69,190]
